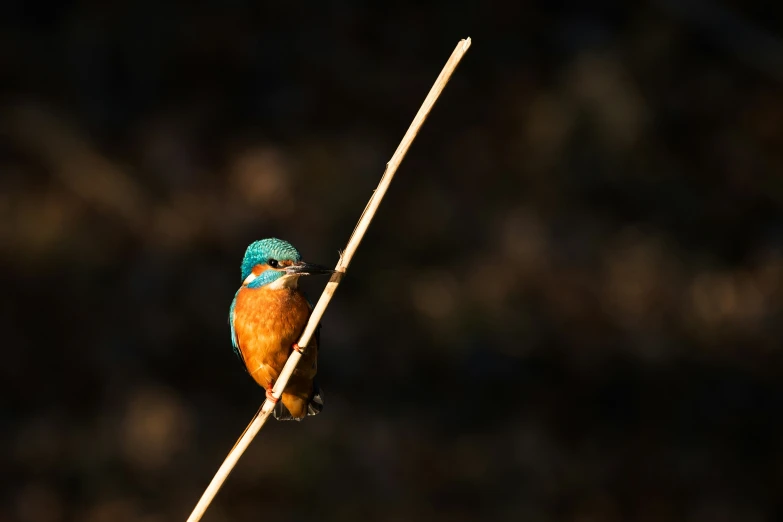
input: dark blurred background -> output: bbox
[3,1,783,521]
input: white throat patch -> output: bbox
[267,273,300,290]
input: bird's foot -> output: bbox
[292,343,304,353]
[265,388,279,404]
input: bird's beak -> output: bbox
[285,261,334,276]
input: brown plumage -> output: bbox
[232,268,320,420]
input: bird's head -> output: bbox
[240,238,333,289]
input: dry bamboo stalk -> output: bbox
[187,37,471,522]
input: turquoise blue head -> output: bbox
[240,238,332,289]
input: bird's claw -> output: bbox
[292,343,304,353]
[265,388,279,404]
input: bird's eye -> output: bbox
[268,259,279,268]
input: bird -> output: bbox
[229,238,333,420]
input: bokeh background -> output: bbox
[3,1,783,521]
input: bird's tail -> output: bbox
[272,382,324,421]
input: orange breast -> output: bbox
[232,285,316,390]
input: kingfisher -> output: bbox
[229,238,333,420]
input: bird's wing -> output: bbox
[229,289,246,367]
